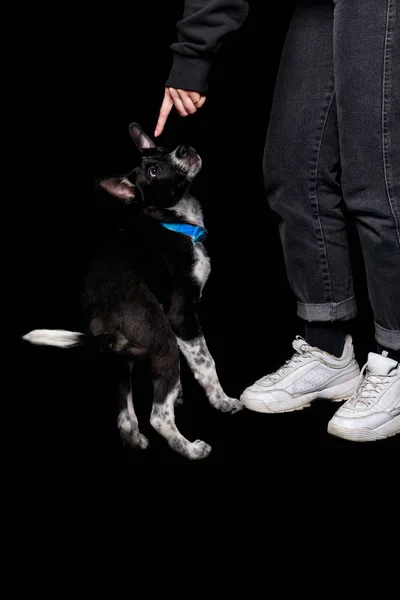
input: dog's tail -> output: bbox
[22,329,92,349]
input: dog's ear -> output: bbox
[129,122,156,151]
[98,177,137,203]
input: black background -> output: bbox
[16,0,397,468]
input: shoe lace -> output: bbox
[348,363,394,407]
[259,342,311,384]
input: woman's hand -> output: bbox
[155,87,206,137]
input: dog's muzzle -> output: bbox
[172,146,202,179]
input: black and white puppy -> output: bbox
[22,123,242,460]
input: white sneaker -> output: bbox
[240,335,360,413]
[327,352,400,442]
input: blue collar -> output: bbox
[160,222,208,244]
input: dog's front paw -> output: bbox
[187,439,212,460]
[213,395,244,414]
[228,398,244,414]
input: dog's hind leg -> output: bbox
[149,342,211,460]
[117,362,149,450]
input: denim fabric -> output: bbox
[264,0,400,350]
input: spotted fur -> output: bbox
[150,379,212,459]
[177,336,242,413]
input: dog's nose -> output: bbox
[177,145,188,158]
[176,145,196,158]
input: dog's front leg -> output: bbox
[178,335,243,413]
[170,311,242,413]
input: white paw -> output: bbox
[118,410,149,450]
[214,396,244,414]
[137,434,149,449]
[188,439,212,460]
[120,429,149,450]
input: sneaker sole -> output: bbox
[327,414,400,442]
[240,374,360,414]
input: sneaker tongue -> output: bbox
[292,337,307,354]
[367,352,397,375]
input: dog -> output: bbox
[22,123,242,460]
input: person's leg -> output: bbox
[327,0,400,442]
[303,321,346,358]
[332,0,400,357]
[264,0,357,337]
[241,0,361,413]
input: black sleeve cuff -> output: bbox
[165,55,212,94]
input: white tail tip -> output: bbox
[22,329,83,348]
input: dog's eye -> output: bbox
[148,167,158,178]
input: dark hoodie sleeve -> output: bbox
[165,0,249,94]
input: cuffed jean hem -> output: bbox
[375,322,400,351]
[297,296,357,322]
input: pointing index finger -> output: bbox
[155,89,173,137]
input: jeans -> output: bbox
[264,0,400,350]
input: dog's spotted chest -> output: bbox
[170,193,211,293]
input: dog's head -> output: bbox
[99,123,202,207]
